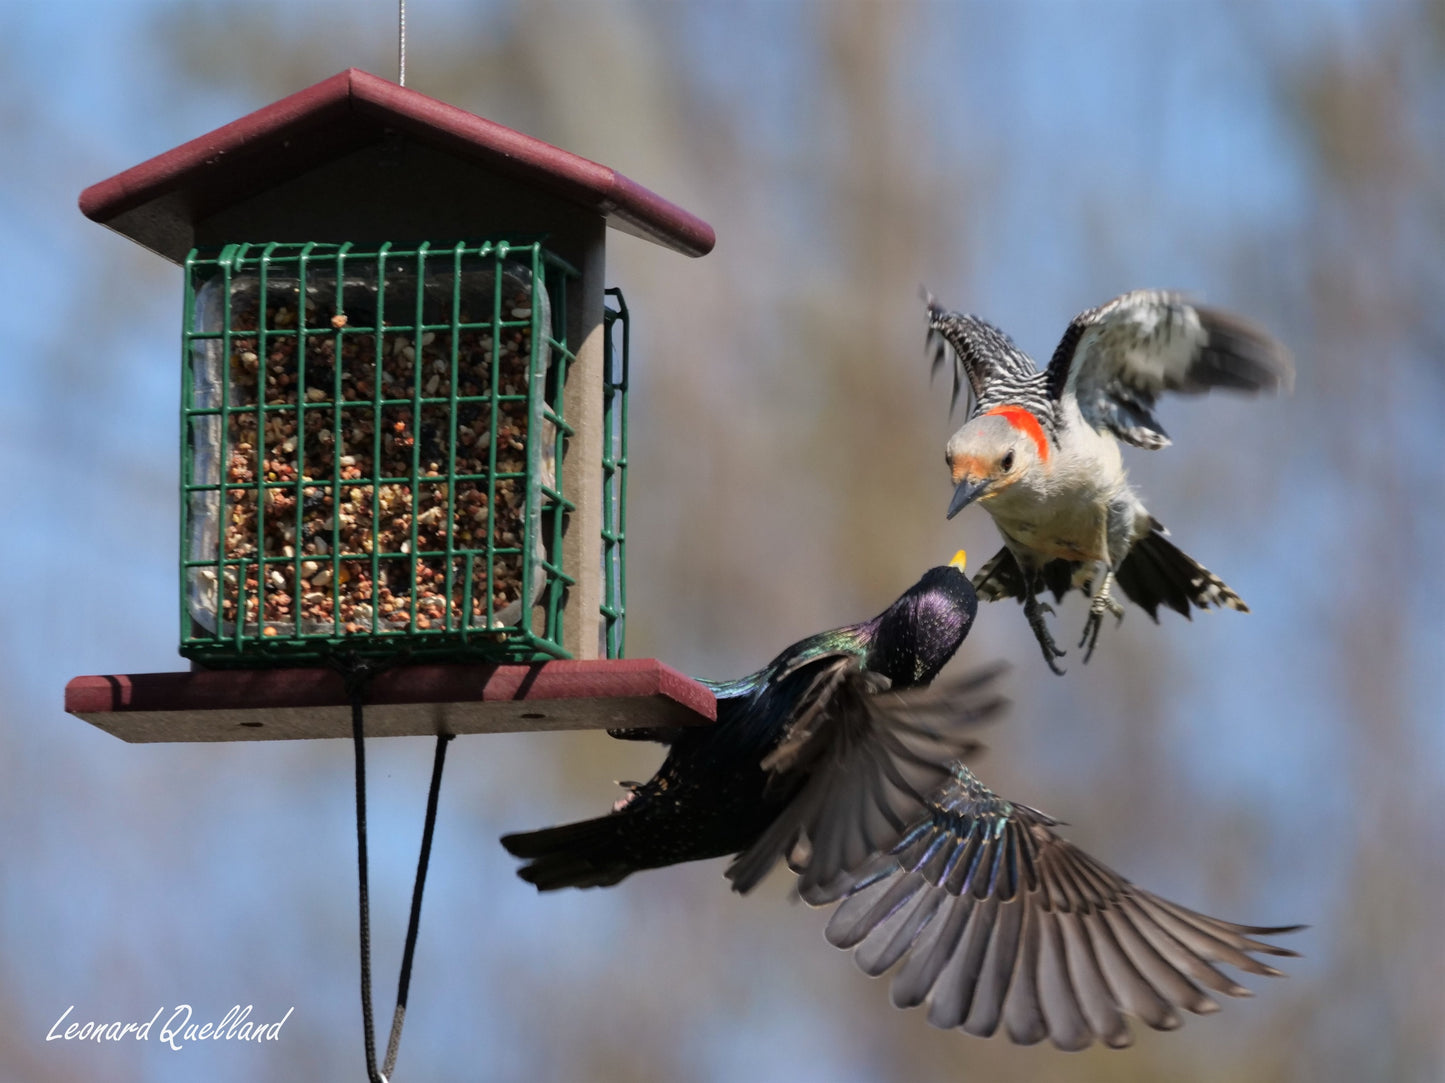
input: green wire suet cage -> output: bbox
[180,239,603,666]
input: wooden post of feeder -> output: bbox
[560,226,606,658]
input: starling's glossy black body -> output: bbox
[501,564,982,891]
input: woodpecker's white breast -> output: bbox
[984,404,1136,564]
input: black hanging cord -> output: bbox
[384,731,452,1077]
[334,651,450,1083]
[348,688,383,1083]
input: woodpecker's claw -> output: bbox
[1023,593,1067,675]
[1079,581,1126,663]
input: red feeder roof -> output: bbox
[80,67,715,262]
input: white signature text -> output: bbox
[47,1005,294,1050]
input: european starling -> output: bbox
[502,554,1301,1049]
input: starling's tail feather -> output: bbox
[1116,531,1248,621]
[500,817,637,891]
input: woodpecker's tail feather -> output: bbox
[500,816,637,891]
[1116,531,1248,621]
[972,536,1247,621]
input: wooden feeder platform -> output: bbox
[66,659,716,744]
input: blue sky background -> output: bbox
[1,2,1441,1081]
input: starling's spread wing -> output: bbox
[725,664,1008,896]
[925,291,1041,420]
[1044,290,1293,450]
[811,766,1301,1051]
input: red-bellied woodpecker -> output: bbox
[925,289,1293,673]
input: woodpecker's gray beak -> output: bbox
[947,476,991,519]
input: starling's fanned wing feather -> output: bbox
[726,665,1009,896]
[925,290,1042,419]
[817,766,1302,1050]
[1044,290,1294,449]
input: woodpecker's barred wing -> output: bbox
[1044,290,1294,450]
[725,664,1009,896]
[810,766,1301,1051]
[925,291,1041,419]
[971,547,1076,605]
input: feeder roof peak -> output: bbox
[80,67,715,262]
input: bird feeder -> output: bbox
[66,69,717,740]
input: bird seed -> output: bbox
[190,270,549,639]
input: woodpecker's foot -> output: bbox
[1079,579,1126,663]
[1023,594,1067,675]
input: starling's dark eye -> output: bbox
[1001,451,1015,473]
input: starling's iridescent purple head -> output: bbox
[870,551,978,688]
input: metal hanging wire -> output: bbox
[398,0,407,87]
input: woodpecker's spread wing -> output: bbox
[925,291,1041,419]
[1044,290,1294,449]
[725,665,1008,896]
[809,766,1301,1050]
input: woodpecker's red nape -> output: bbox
[984,405,1050,462]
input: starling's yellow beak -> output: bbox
[949,549,968,572]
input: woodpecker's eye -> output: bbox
[1001,451,1015,473]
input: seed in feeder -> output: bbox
[211,275,543,642]
[331,313,348,329]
